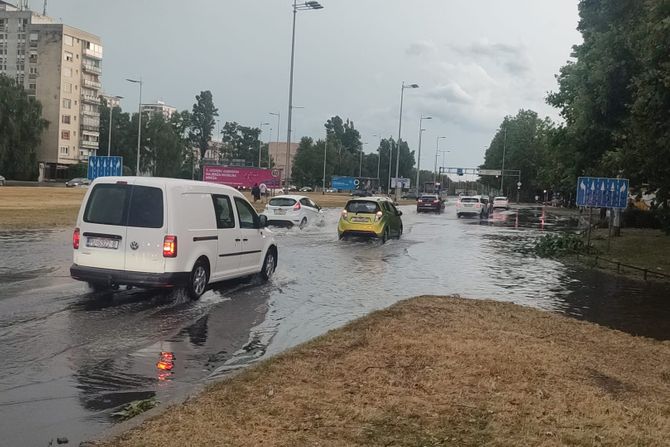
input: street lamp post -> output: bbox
[359,142,367,178]
[500,125,507,195]
[415,115,431,194]
[322,131,328,195]
[126,78,143,175]
[395,82,419,200]
[285,0,323,189]
[269,112,280,170]
[105,95,123,156]
[372,134,381,191]
[258,122,270,167]
[433,136,446,183]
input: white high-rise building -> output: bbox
[0,1,103,179]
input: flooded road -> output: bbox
[1,203,668,446]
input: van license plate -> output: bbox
[86,237,119,249]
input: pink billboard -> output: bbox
[203,165,281,188]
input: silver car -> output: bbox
[0,175,5,186]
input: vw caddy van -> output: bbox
[70,177,277,299]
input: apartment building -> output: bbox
[141,100,176,120]
[0,1,102,179]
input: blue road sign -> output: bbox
[331,176,356,190]
[576,176,629,208]
[87,156,123,180]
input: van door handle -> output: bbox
[235,238,241,242]
[242,238,248,242]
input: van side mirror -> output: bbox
[397,210,403,216]
[258,214,268,228]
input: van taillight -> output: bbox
[73,227,80,249]
[293,201,301,211]
[163,235,177,258]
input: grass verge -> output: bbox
[98,296,670,447]
[589,228,670,275]
[0,187,413,230]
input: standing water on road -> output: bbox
[0,204,668,445]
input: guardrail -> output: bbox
[577,253,670,281]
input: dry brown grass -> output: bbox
[101,296,670,447]
[0,187,85,230]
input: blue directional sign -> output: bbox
[576,176,629,208]
[331,176,356,190]
[87,156,123,180]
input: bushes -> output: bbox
[623,208,661,229]
[533,232,585,257]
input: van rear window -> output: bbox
[84,184,164,228]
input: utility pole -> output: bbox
[500,126,507,196]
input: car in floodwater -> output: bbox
[492,196,510,210]
[261,194,322,229]
[338,196,403,242]
[70,177,278,299]
[0,175,5,186]
[456,195,490,219]
[416,194,444,213]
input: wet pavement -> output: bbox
[1,204,669,446]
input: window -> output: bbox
[63,82,72,93]
[61,115,71,124]
[84,184,164,228]
[62,98,71,109]
[300,198,318,209]
[63,35,73,46]
[268,197,296,207]
[28,83,35,90]
[29,32,39,41]
[234,198,258,229]
[59,146,68,155]
[63,67,72,77]
[345,200,380,214]
[29,67,37,75]
[61,130,70,140]
[211,195,235,229]
[64,51,73,62]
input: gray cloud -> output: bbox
[405,40,438,57]
[453,40,532,75]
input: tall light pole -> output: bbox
[105,95,123,156]
[415,115,431,194]
[266,127,273,168]
[322,130,329,195]
[269,112,280,169]
[126,78,143,175]
[395,82,419,199]
[500,125,507,195]
[433,136,446,183]
[285,0,324,188]
[372,134,381,191]
[258,122,270,167]
[359,142,367,178]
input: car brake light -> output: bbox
[433,200,440,204]
[73,227,80,249]
[375,211,383,221]
[163,235,177,257]
[293,201,301,211]
[341,209,348,219]
[475,203,481,208]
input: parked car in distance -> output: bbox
[66,177,90,188]
[417,194,444,213]
[299,186,313,192]
[492,196,510,210]
[351,189,372,197]
[0,175,5,186]
[325,188,338,193]
[70,177,277,300]
[401,190,419,200]
[261,194,322,229]
[338,197,403,243]
[456,195,489,219]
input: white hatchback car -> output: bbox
[70,177,278,299]
[262,195,323,229]
[456,196,490,218]
[492,196,510,210]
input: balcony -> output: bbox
[83,78,101,89]
[83,48,102,60]
[82,95,100,105]
[81,140,99,149]
[82,63,101,75]
[82,109,100,119]
[81,122,100,132]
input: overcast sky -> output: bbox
[41,0,581,171]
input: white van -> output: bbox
[70,177,277,299]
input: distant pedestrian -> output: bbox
[259,183,268,202]
[251,183,261,202]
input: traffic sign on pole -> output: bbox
[576,176,629,208]
[88,156,123,181]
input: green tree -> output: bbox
[189,90,218,160]
[0,74,48,179]
[144,114,186,177]
[220,121,261,165]
[98,100,131,159]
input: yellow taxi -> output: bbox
[338,197,403,243]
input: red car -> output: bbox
[417,194,444,213]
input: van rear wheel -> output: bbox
[260,249,277,281]
[186,260,209,300]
